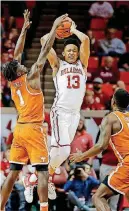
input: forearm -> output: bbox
[81,144,103,160]
[40,33,49,44]
[14,24,27,58]
[37,25,57,65]
[72,28,89,43]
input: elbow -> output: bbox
[96,143,105,152]
[84,35,90,42]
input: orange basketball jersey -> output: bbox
[110,111,129,162]
[10,74,44,123]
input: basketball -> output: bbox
[56,18,72,39]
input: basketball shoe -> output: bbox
[22,173,38,203]
[48,175,56,200]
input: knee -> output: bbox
[68,191,75,198]
[37,171,48,186]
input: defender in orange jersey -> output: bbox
[70,88,129,211]
[1,9,68,211]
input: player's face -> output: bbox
[64,44,79,63]
[16,63,28,77]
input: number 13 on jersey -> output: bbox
[67,75,80,89]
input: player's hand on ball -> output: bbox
[23,9,32,30]
[53,13,69,28]
[70,21,77,33]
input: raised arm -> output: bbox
[14,9,32,63]
[70,114,113,163]
[70,21,90,69]
[40,34,59,72]
[27,14,68,79]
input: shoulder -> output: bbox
[87,176,100,184]
[114,38,124,43]
[104,2,112,7]
[91,2,98,8]
[104,112,119,125]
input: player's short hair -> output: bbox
[114,88,129,109]
[2,60,19,81]
[64,38,80,49]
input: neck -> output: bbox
[114,107,127,113]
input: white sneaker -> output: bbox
[24,186,34,203]
[48,181,56,200]
[22,175,37,203]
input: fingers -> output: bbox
[69,154,75,162]
[23,9,30,19]
[60,13,69,20]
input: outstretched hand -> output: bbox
[53,13,69,28]
[23,9,32,30]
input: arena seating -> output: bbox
[90,18,108,30]
[120,72,129,84]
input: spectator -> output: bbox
[86,30,97,55]
[2,84,12,107]
[1,147,10,177]
[71,116,94,166]
[1,52,10,64]
[1,146,27,211]
[2,39,15,52]
[9,28,19,43]
[88,1,114,18]
[116,80,126,90]
[98,28,126,56]
[81,90,105,110]
[118,52,129,71]
[63,165,100,211]
[96,56,120,83]
[93,77,111,108]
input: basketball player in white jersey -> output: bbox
[41,20,90,199]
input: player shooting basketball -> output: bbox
[41,19,90,200]
[1,10,68,211]
[70,88,129,210]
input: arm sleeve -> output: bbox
[63,181,73,192]
[107,3,114,15]
[89,176,100,187]
[88,4,96,16]
[116,40,126,54]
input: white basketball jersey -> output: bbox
[52,60,87,111]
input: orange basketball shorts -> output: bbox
[108,156,129,195]
[10,123,48,166]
